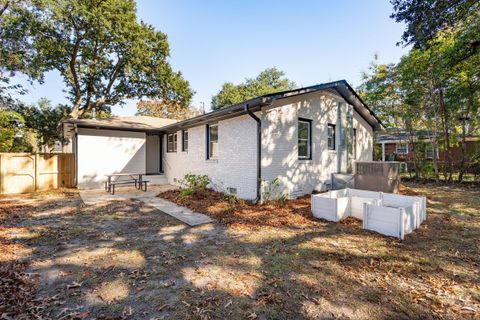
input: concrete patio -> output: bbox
[79,185,214,226]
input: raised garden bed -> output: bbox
[311,188,427,239]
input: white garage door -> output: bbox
[77,128,146,188]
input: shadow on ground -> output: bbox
[0,183,479,319]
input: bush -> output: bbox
[261,178,288,203]
[222,192,244,206]
[179,173,210,198]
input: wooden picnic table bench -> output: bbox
[104,173,148,195]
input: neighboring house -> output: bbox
[61,80,383,201]
[376,131,480,163]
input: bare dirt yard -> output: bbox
[1,183,479,319]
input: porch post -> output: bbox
[381,142,386,161]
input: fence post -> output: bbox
[34,153,39,191]
[0,154,3,194]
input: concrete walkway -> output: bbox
[80,185,214,227]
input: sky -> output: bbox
[15,0,409,116]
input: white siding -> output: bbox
[77,128,146,188]
[261,91,373,198]
[163,115,258,200]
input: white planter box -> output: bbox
[311,188,426,239]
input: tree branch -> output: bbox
[0,1,10,17]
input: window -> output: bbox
[298,118,312,160]
[327,124,336,150]
[207,124,218,159]
[425,145,435,160]
[167,133,177,153]
[182,130,188,152]
[353,128,357,159]
[396,143,408,155]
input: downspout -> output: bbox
[244,103,262,204]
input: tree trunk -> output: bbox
[432,139,440,183]
[69,98,85,119]
[438,88,453,183]
[457,118,467,183]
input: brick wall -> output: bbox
[261,91,373,197]
[163,114,258,200]
[163,91,375,201]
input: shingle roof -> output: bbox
[160,80,385,132]
[63,116,177,131]
[62,80,384,132]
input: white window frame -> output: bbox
[167,133,177,153]
[182,130,188,152]
[207,124,218,159]
[298,118,312,160]
[327,124,336,150]
[396,142,408,155]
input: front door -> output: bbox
[146,134,160,174]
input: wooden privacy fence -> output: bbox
[0,153,75,194]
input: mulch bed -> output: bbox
[158,190,325,230]
[159,185,429,230]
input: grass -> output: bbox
[0,183,479,319]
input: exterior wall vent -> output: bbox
[226,187,237,195]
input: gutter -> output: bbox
[244,103,262,204]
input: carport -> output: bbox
[61,116,176,188]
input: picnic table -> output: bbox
[104,173,148,194]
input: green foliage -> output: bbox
[358,55,403,127]
[222,192,244,206]
[9,99,70,151]
[261,178,288,203]
[0,0,48,102]
[0,110,29,152]
[391,0,479,53]
[361,19,479,182]
[0,0,193,118]
[179,173,210,198]
[211,68,296,111]
[136,100,202,120]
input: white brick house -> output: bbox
[62,80,383,201]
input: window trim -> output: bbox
[182,130,188,152]
[206,124,218,159]
[327,124,336,151]
[425,145,437,160]
[298,118,312,160]
[396,142,409,155]
[167,132,177,153]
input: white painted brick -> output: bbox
[163,91,374,201]
[261,91,373,198]
[163,114,258,200]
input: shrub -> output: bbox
[222,192,244,206]
[179,173,210,198]
[261,178,288,203]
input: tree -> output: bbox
[9,99,71,151]
[0,0,193,119]
[358,55,403,128]
[0,0,47,105]
[391,0,479,47]
[0,110,27,152]
[391,0,480,64]
[359,27,480,183]
[136,100,202,120]
[211,68,296,111]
